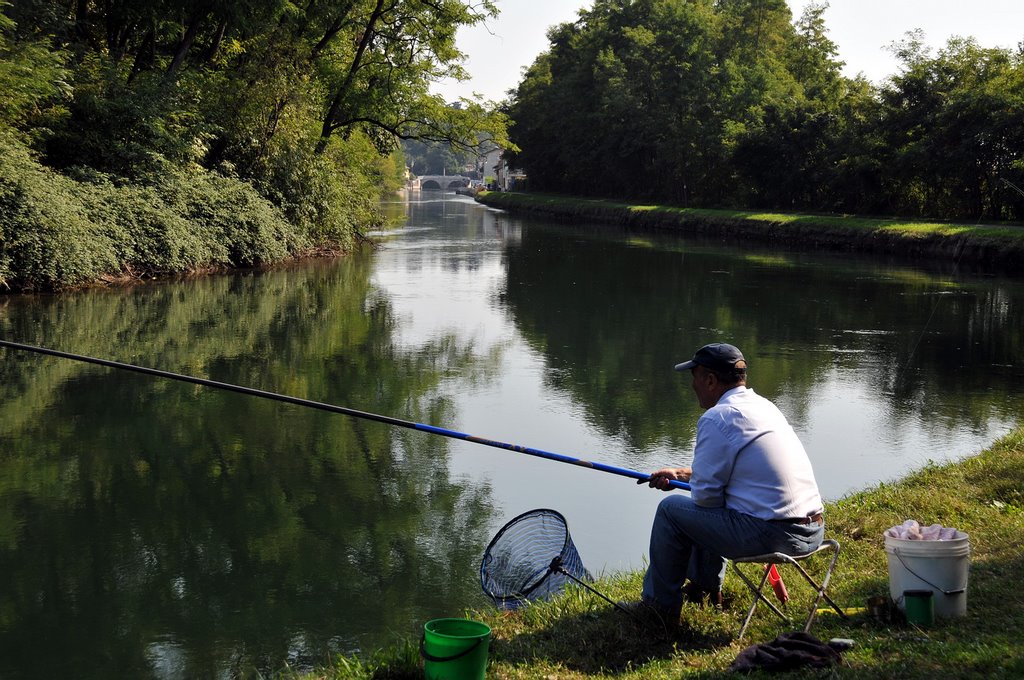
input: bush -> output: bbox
[0,132,119,290]
[249,128,394,251]
[66,166,226,273]
[0,132,312,291]
[149,166,308,267]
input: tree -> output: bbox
[508,0,804,205]
[506,0,1024,221]
[731,2,855,210]
[314,0,509,155]
[0,2,69,132]
[879,34,1024,218]
[0,1,520,288]
[402,137,478,176]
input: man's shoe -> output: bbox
[615,599,680,632]
[682,583,726,609]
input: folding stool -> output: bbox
[730,539,846,639]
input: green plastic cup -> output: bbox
[903,589,934,627]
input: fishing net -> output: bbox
[479,508,594,610]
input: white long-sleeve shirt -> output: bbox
[689,386,823,520]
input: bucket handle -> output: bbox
[419,635,484,663]
[893,548,967,595]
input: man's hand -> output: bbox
[643,467,692,491]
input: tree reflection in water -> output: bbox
[0,258,496,678]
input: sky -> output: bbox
[431,0,1024,103]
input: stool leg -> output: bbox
[733,563,789,639]
[733,542,846,638]
[816,540,847,618]
[782,547,846,631]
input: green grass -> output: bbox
[476,192,1024,270]
[298,426,1024,679]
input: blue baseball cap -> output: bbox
[674,343,747,373]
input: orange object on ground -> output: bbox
[766,564,790,603]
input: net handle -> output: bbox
[548,556,639,620]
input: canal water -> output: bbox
[0,191,1021,678]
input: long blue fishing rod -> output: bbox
[0,339,690,491]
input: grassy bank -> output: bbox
[303,425,1024,678]
[476,192,1024,273]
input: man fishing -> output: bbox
[626,342,824,629]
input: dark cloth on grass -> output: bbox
[728,631,842,673]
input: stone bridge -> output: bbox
[412,175,471,190]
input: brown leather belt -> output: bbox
[770,512,824,525]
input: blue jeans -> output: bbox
[642,494,824,611]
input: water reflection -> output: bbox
[499,222,1024,476]
[0,258,496,678]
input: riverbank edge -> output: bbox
[475,191,1024,273]
[309,424,1024,679]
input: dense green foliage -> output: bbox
[0,130,309,288]
[0,0,510,291]
[506,0,1024,221]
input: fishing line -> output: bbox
[892,285,948,393]
[0,339,689,491]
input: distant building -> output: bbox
[478,146,526,192]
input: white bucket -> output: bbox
[884,531,970,618]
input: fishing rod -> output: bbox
[0,339,690,491]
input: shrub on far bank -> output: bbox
[0,131,326,291]
[255,132,389,251]
[0,132,120,290]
